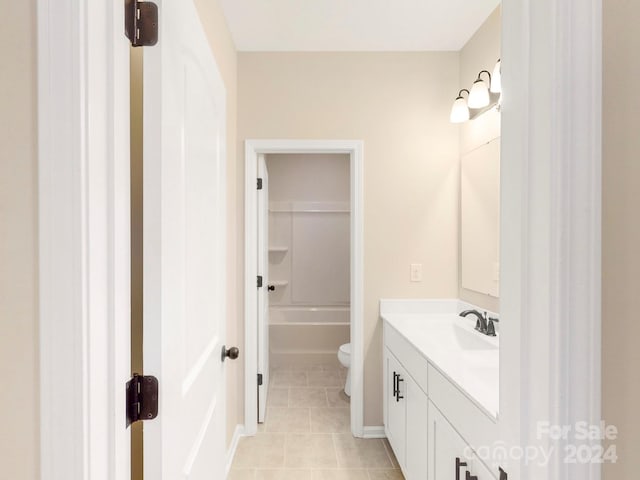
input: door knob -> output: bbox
[221,346,240,362]
[268,285,275,291]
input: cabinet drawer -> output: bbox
[383,322,429,395]
[428,364,498,472]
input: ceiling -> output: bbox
[218,0,501,52]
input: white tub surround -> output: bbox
[381,299,500,480]
[269,306,350,326]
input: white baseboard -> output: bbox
[362,426,386,439]
[226,424,245,475]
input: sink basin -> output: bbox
[407,316,498,352]
[452,323,498,351]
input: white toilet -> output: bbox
[337,343,351,397]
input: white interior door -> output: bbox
[257,155,270,422]
[143,0,228,478]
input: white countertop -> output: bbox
[380,299,499,419]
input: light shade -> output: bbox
[491,59,501,94]
[468,78,490,109]
[450,95,470,123]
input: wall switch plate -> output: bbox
[410,263,423,282]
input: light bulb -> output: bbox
[450,93,470,123]
[468,78,490,109]
[491,59,501,94]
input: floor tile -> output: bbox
[312,469,370,479]
[267,388,289,407]
[228,469,256,480]
[382,439,401,469]
[271,371,308,387]
[367,469,405,480]
[307,370,343,387]
[310,408,350,433]
[232,361,404,480]
[326,388,350,408]
[333,435,393,469]
[289,388,329,408]
[284,433,338,468]
[265,407,310,433]
[306,364,342,374]
[232,434,286,469]
[255,469,313,480]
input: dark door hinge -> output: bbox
[257,178,263,190]
[125,0,159,47]
[257,373,263,386]
[257,275,263,288]
[126,373,159,427]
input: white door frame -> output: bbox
[244,140,365,437]
[500,0,601,478]
[37,1,131,479]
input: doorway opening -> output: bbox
[260,152,351,423]
[244,140,364,438]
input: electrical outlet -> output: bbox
[410,263,423,282]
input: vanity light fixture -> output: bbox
[491,59,502,94]
[450,89,470,124]
[450,63,502,124]
[468,70,492,109]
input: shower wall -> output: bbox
[266,154,351,366]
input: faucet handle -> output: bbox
[486,317,499,336]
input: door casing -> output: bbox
[37,0,131,478]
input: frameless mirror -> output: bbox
[461,136,500,298]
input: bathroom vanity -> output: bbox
[381,300,500,480]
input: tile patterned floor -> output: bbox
[229,363,405,480]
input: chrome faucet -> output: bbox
[460,309,488,333]
[460,309,499,337]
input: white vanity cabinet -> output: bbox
[383,319,499,480]
[384,349,429,478]
[385,352,407,465]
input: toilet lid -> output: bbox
[339,343,350,354]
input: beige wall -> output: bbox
[458,7,501,313]
[238,52,461,425]
[602,0,640,477]
[0,0,39,478]
[192,0,241,447]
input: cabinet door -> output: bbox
[385,351,407,469]
[471,456,498,480]
[405,377,429,480]
[428,401,472,480]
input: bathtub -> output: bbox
[269,306,350,367]
[269,306,350,325]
